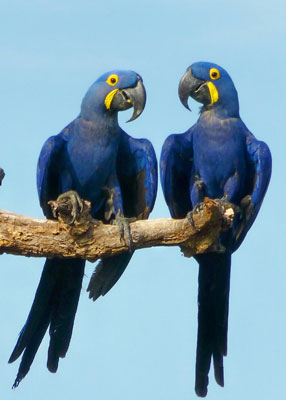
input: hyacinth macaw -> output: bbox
[9,70,158,387]
[160,62,271,397]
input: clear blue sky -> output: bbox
[0,1,284,399]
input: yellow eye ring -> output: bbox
[209,68,220,80]
[106,74,119,86]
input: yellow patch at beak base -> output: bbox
[206,81,219,105]
[104,89,119,110]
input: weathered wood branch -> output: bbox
[0,198,234,262]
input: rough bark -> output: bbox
[0,198,234,262]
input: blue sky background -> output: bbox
[0,1,284,399]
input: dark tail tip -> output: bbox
[213,352,224,387]
[195,386,208,397]
[8,355,15,364]
[47,352,59,373]
[87,271,103,301]
[214,369,224,387]
[195,373,208,397]
[8,345,22,364]
[11,375,23,389]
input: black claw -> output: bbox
[112,215,136,251]
[187,211,195,230]
[49,190,85,225]
[214,195,229,209]
[239,194,253,220]
[186,203,205,229]
[68,191,84,224]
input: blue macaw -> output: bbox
[160,62,271,397]
[9,70,158,387]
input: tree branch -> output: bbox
[0,198,234,262]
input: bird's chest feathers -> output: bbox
[66,124,120,187]
[193,117,246,181]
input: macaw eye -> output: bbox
[106,74,119,86]
[209,68,220,80]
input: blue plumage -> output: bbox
[9,70,158,386]
[160,62,271,397]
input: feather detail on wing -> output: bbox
[116,131,158,219]
[233,134,272,252]
[87,131,158,301]
[37,134,66,218]
[160,132,193,218]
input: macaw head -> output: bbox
[81,70,146,122]
[178,62,239,118]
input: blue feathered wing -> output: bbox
[87,131,158,301]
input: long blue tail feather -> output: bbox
[194,252,231,397]
[9,258,85,387]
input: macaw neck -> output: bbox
[201,99,240,119]
[198,107,240,126]
[201,86,240,119]
[80,106,119,130]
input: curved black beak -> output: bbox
[125,78,146,122]
[111,77,146,122]
[178,68,210,110]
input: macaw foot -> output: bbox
[186,202,205,230]
[112,214,136,252]
[214,196,241,221]
[240,195,253,220]
[214,195,239,211]
[233,195,254,244]
[213,194,230,207]
[49,190,85,225]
